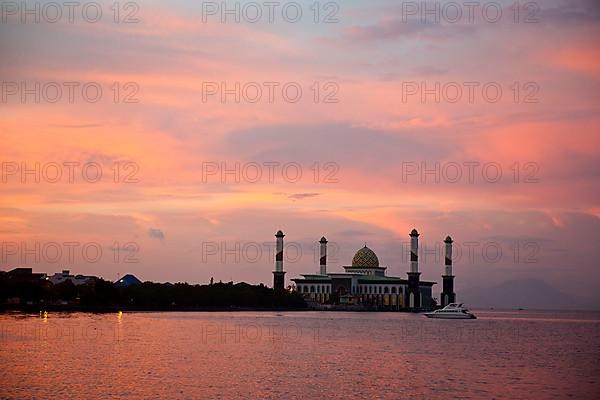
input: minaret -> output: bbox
[273,230,286,291]
[406,228,421,310]
[319,236,328,275]
[441,235,456,307]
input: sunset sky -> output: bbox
[1,0,599,306]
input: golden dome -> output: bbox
[351,246,379,268]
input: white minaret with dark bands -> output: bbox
[441,235,456,307]
[273,230,286,291]
[407,228,421,310]
[275,230,284,272]
[319,236,328,275]
[410,229,419,273]
[444,236,453,276]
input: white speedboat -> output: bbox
[424,303,476,319]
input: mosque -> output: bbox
[273,229,457,311]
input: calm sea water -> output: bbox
[1,310,599,399]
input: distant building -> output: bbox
[288,229,457,311]
[115,274,142,287]
[48,270,95,286]
[6,268,47,282]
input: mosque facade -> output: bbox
[273,229,456,311]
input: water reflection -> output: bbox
[0,311,598,399]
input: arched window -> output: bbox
[391,287,397,294]
[378,286,382,294]
[303,286,308,293]
[310,285,315,293]
[384,286,389,294]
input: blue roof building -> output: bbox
[115,274,142,287]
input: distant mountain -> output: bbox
[459,279,599,310]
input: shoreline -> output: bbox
[0,304,433,314]
[2,305,597,314]
[0,305,310,314]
